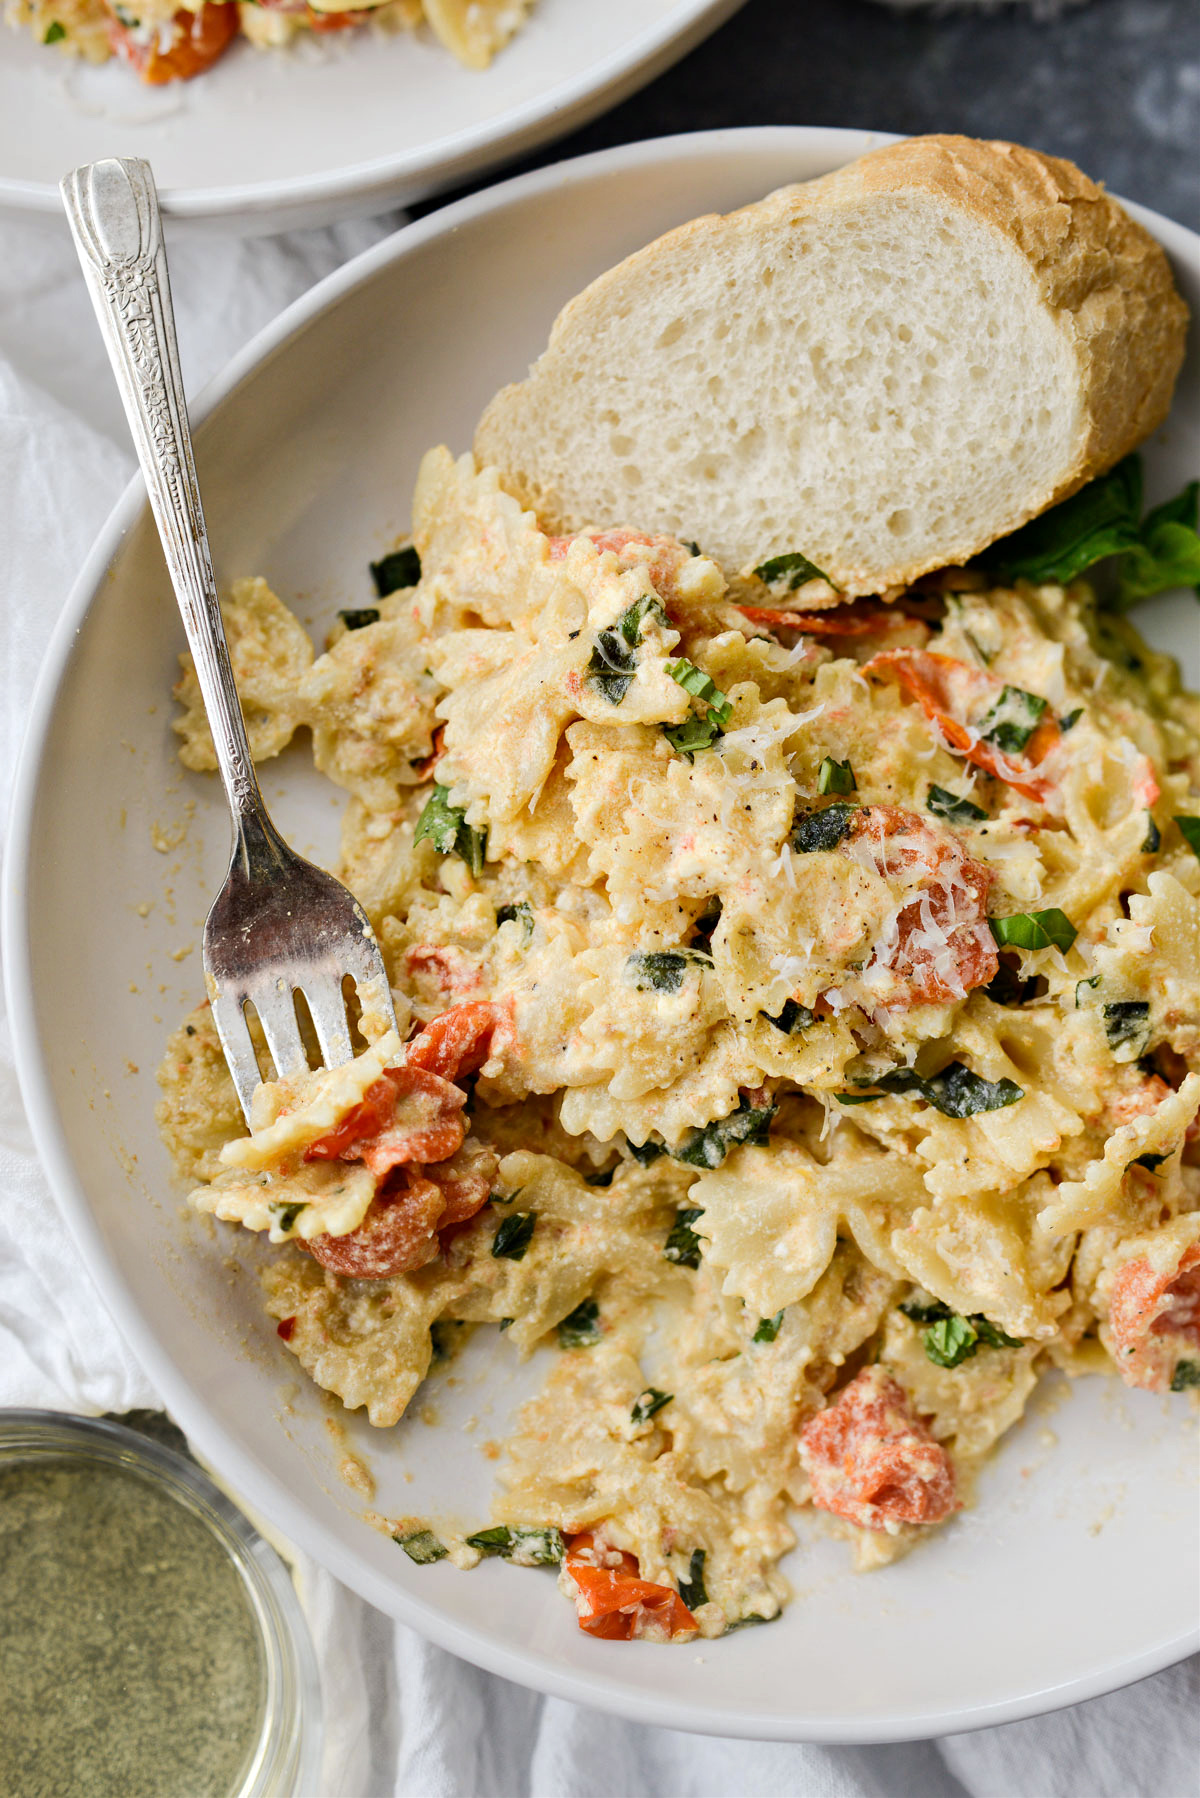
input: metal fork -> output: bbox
[63,158,397,1120]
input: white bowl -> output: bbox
[7,128,1200,1742]
[0,0,741,231]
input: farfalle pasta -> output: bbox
[158,446,1200,1641]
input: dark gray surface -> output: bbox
[417,0,1200,230]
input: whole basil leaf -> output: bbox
[982,456,1144,585]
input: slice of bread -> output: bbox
[475,135,1188,599]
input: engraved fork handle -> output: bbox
[62,158,279,861]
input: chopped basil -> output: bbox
[395,1529,447,1564]
[753,1311,785,1343]
[726,1611,780,1632]
[626,1137,665,1166]
[816,756,856,795]
[584,1166,616,1187]
[587,628,638,704]
[617,594,667,645]
[338,607,380,632]
[498,1317,513,1331]
[677,1548,708,1610]
[370,545,421,596]
[764,998,815,1034]
[923,1310,1021,1369]
[1075,975,1100,1007]
[1103,1000,1150,1050]
[269,1200,307,1234]
[465,1525,564,1565]
[840,1062,1022,1117]
[491,1211,537,1261]
[663,713,724,758]
[1170,1361,1200,1392]
[664,659,732,755]
[414,785,486,877]
[496,901,533,939]
[684,540,702,557]
[557,1299,601,1349]
[674,1096,777,1168]
[754,550,836,593]
[790,801,856,853]
[44,20,66,41]
[1175,816,1200,860]
[899,1297,953,1324]
[627,949,696,993]
[663,1207,705,1268]
[1059,707,1083,731]
[927,784,987,823]
[1132,1151,1169,1172]
[631,1388,672,1424]
[978,685,1047,755]
[981,456,1200,607]
[989,909,1077,953]
[1142,815,1162,854]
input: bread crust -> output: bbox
[475,135,1188,595]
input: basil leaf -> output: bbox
[978,685,1047,755]
[465,1526,514,1556]
[1132,1152,1169,1172]
[840,1063,1023,1117]
[753,1310,785,1343]
[918,1063,1024,1118]
[791,801,857,853]
[754,550,836,593]
[44,18,66,38]
[395,1529,447,1564]
[557,1299,601,1349]
[370,545,421,596]
[663,1207,705,1268]
[270,1200,307,1234]
[491,1211,537,1261]
[631,1388,672,1424]
[764,998,815,1034]
[415,785,486,876]
[627,950,693,993]
[1075,975,1100,1007]
[1170,1361,1200,1391]
[1175,816,1200,860]
[674,1096,777,1169]
[1060,707,1083,731]
[927,784,987,823]
[1103,1000,1150,1050]
[626,1137,665,1166]
[899,1297,953,1324]
[677,1548,708,1610]
[617,595,667,645]
[982,456,1144,585]
[924,1314,979,1368]
[726,1611,780,1632]
[663,713,723,758]
[510,1527,565,1566]
[496,901,534,943]
[989,909,1077,953]
[817,756,856,795]
[338,607,380,632]
[588,629,637,704]
[1116,481,1200,606]
[1142,815,1161,854]
[665,659,732,726]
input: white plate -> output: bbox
[0,0,741,231]
[6,128,1199,1742]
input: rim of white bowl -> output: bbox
[6,127,1199,1742]
[0,0,743,223]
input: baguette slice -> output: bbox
[475,135,1188,598]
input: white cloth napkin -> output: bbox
[0,205,1196,1798]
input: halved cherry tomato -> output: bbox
[407,1001,502,1083]
[304,1168,446,1280]
[304,1065,466,1177]
[865,649,1060,803]
[562,1532,698,1642]
[1108,1243,1200,1392]
[737,602,902,636]
[799,1366,959,1531]
[107,0,238,83]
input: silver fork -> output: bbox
[63,157,397,1121]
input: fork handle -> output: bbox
[62,158,269,836]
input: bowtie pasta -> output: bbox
[158,448,1200,1642]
